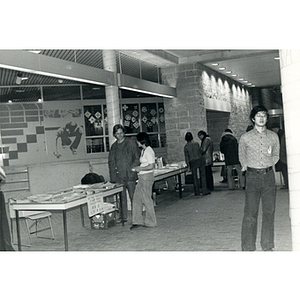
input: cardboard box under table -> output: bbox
[88,198,117,230]
[12,183,123,251]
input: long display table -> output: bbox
[154,166,188,199]
[11,183,123,251]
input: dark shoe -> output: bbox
[117,219,127,224]
[130,224,142,230]
[203,192,211,196]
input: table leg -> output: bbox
[62,210,68,251]
[177,173,183,199]
[119,191,124,226]
[15,210,21,251]
[80,205,85,227]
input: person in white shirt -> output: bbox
[131,132,157,229]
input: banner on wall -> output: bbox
[43,101,85,161]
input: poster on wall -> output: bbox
[43,101,85,161]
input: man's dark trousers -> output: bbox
[241,169,276,251]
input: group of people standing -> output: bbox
[108,124,157,230]
[184,105,285,251]
[184,131,214,196]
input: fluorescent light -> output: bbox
[219,67,226,70]
[119,86,174,99]
[274,57,280,60]
[226,71,232,74]
[28,50,41,54]
[231,74,237,77]
[211,63,219,66]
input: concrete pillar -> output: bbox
[279,49,300,251]
[102,50,120,146]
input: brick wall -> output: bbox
[161,63,252,163]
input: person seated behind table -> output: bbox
[184,132,210,196]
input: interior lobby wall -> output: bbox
[161,63,252,163]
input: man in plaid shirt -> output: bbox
[239,106,279,251]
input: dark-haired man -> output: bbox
[108,124,140,223]
[239,106,279,251]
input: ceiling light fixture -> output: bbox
[16,72,28,84]
[219,67,226,70]
[211,63,219,66]
[274,57,280,60]
[231,74,237,77]
[226,71,232,74]
[28,50,41,54]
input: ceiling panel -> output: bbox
[0,49,282,103]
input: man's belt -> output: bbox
[247,166,273,174]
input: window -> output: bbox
[84,104,109,153]
[121,100,166,149]
[84,99,166,153]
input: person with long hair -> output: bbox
[184,132,210,196]
[108,124,141,223]
[130,132,157,229]
[198,130,214,192]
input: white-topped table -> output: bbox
[154,166,188,199]
[12,184,123,251]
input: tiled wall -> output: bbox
[0,103,45,167]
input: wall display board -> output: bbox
[43,101,85,162]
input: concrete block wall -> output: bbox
[161,62,252,163]
[251,87,283,110]
[162,63,207,163]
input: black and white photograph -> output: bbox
[1,2,299,299]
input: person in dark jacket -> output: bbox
[184,132,210,196]
[220,129,245,190]
[108,124,141,223]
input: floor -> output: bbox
[7,169,294,300]
[11,169,292,252]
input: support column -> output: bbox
[279,49,300,251]
[103,50,120,146]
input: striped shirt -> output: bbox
[238,127,279,170]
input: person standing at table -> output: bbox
[198,130,214,191]
[184,132,210,196]
[108,124,140,223]
[220,128,245,190]
[131,132,157,229]
[239,105,279,251]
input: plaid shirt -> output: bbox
[238,127,279,170]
